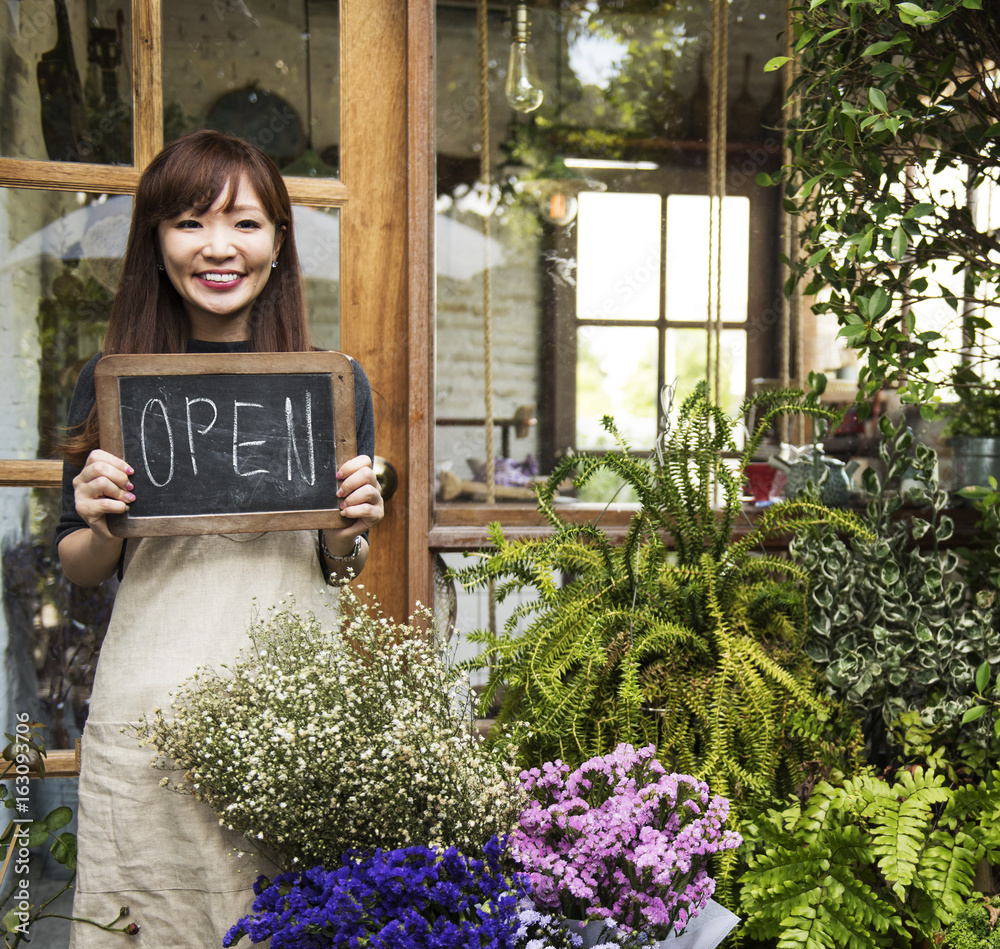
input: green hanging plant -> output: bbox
[790,413,999,741]
[452,382,868,817]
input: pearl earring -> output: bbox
[271,260,278,269]
[156,263,165,272]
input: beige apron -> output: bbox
[69,531,337,948]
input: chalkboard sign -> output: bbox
[94,352,357,537]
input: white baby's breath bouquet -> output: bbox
[136,583,524,870]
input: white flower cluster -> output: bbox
[136,584,524,869]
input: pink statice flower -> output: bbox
[508,743,741,939]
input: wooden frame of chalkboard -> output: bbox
[94,352,357,537]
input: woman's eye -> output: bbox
[237,219,263,229]
[176,220,201,229]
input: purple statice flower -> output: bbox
[224,835,528,949]
[508,744,741,939]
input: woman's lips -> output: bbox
[195,272,244,286]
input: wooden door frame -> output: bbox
[406,2,436,616]
[0,0,437,623]
[339,0,435,621]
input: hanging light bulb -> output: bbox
[505,2,543,114]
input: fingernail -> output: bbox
[126,482,133,491]
[125,492,136,502]
[125,465,134,475]
[339,501,346,510]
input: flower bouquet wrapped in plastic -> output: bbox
[509,744,742,949]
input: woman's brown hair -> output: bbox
[62,129,310,463]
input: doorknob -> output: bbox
[373,456,399,501]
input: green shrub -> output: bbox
[453,382,866,816]
[790,414,998,737]
[740,767,1000,949]
[944,895,1000,949]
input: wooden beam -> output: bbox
[0,741,82,780]
[340,0,410,622]
[132,0,163,170]
[0,460,63,488]
[0,160,139,194]
[408,0,436,613]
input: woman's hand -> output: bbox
[72,449,135,540]
[320,455,384,577]
[59,450,132,587]
[336,454,384,530]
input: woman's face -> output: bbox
[157,175,285,340]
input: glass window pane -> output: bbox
[666,195,750,323]
[296,205,341,349]
[0,192,117,926]
[0,0,133,164]
[162,0,340,178]
[666,327,747,422]
[434,0,785,500]
[577,192,661,322]
[577,326,658,450]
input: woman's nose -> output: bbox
[201,225,235,259]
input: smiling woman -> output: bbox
[156,178,285,341]
[51,129,384,949]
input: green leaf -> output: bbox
[896,1,939,20]
[50,831,77,871]
[44,806,72,832]
[765,56,790,73]
[862,41,896,57]
[795,29,817,52]
[868,87,888,113]
[890,226,907,260]
[962,704,989,724]
[838,324,868,342]
[976,661,991,693]
[797,174,825,199]
[828,162,856,177]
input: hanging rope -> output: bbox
[478,0,496,505]
[781,0,800,442]
[706,0,728,407]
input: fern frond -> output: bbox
[913,829,982,927]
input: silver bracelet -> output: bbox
[321,532,362,562]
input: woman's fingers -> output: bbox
[73,451,135,536]
[336,455,385,528]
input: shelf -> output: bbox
[431,500,982,552]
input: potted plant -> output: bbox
[0,723,138,943]
[451,381,867,822]
[943,368,1000,494]
[740,763,1000,949]
[789,412,997,762]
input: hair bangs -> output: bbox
[141,132,290,229]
